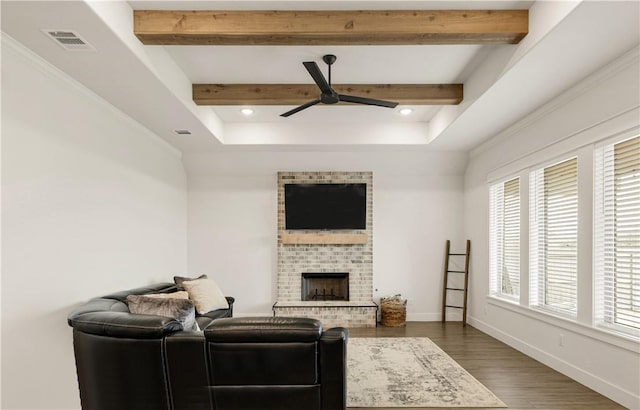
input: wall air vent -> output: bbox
[42,30,95,51]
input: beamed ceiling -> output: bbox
[132,10,529,45]
[134,9,528,109]
[1,1,639,151]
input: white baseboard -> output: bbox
[467,315,640,410]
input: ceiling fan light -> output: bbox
[241,108,254,116]
[399,108,413,116]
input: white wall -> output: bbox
[4,18,636,410]
[464,48,640,409]
[184,150,467,320]
[1,38,188,409]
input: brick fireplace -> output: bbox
[272,171,377,328]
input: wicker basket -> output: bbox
[380,297,407,327]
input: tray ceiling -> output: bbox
[1,0,638,151]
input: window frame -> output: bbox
[529,156,579,318]
[489,176,521,302]
[594,133,640,338]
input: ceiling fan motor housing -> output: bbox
[321,92,340,104]
[322,54,337,65]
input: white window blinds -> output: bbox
[490,178,520,299]
[530,157,578,316]
[595,136,640,334]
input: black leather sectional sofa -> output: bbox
[67,283,348,410]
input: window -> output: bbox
[490,177,520,299]
[595,136,640,334]
[530,158,578,316]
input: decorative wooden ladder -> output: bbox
[441,240,471,326]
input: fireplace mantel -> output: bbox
[281,232,368,245]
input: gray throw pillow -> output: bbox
[142,291,190,300]
[126,295,199,331]
[174,274,208,290]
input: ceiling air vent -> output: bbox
[42,30,95,51]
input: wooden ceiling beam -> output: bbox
[134,10,528,45]
[193,84,463,106]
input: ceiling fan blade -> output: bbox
[303,62,333,95]
[338,94,399,108]
[280,98,322,117]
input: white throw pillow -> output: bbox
[182,278,229,314]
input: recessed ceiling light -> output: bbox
[399,108,413,116]
[174,129,192,135]
[241,108,254,116]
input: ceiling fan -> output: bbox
[281,54,399,117]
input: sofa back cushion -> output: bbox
[101,282,177,302]
[206,317,322,343]
[205,317,323,386]
[209,341,318,386]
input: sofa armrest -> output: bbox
[67,299,182,339]
[319,327,349,410]
[322,327,348,342]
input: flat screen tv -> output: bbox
[285,183,367,230]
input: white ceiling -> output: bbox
[166,45,485,84]
[1,0,639,152]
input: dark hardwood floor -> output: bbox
[347,322,625,410]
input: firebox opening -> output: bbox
[301,272,349,301]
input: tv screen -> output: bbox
[285,183,367,230]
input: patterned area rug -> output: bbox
[347,337,506,408]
